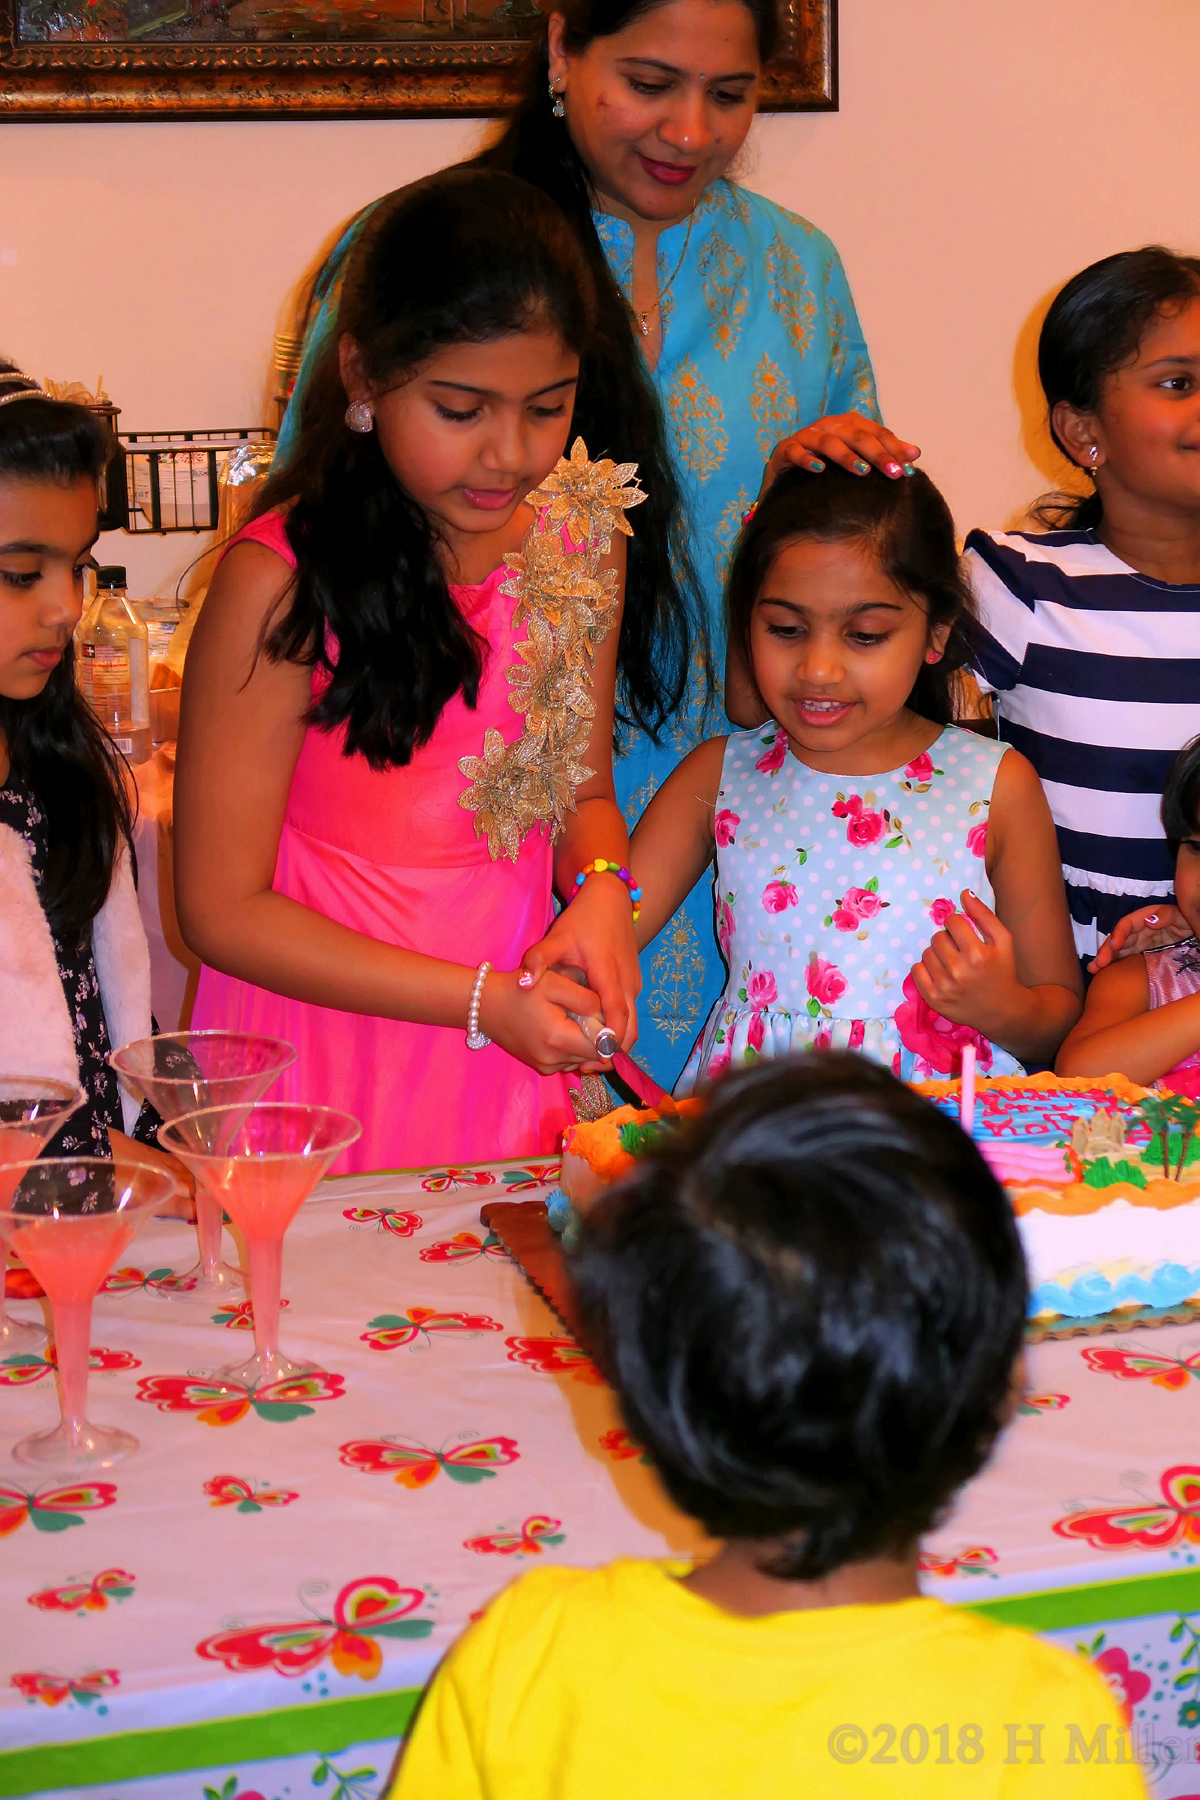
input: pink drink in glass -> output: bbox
[109,1033,296,1300]
[0,1077,86,1353]
[0,1156,181,1469]
[158,1103,359,1388]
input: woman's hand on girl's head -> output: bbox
[478,966,599,1076]
[517,874,641,1062]
[1089,903,1191,972]
[759,415,921,494]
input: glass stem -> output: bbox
[195,1185,225,1274]
[54,1298,93,1447]
[247,1236,281,1363]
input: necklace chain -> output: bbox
[632,206,697,339]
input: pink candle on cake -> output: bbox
[960,1043,976,1136]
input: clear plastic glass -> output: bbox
[0,1076,86,1352]
[75,569,152,766]
[109,1032,296,1300]
[158,1103,359,1387]
[0,1156,181,1468]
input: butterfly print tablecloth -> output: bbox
[2,1159,1200,1799]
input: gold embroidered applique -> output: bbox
[458,438,645,861]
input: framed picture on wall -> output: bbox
[0,0,833,118]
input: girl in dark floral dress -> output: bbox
[0,361,163,1162]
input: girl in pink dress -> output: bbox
[176,171,660,1174]
[1060,733,1200,1098]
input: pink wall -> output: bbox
[2,0,1198,595]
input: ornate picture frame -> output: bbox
[0,0,833,120]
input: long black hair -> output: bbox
[725,464,976,728]
[0,360,134,951]
[260,167,700,765]
[1035,245,1200,531]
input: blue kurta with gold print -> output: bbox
[595,179,879,1087]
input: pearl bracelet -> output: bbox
[466,960,492,1051]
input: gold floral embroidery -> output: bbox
[646,906,707,1044]
[697,179,751,228]
[697,228,748,361]
[713,484,754,592]
[850,354,880,413]
[749,354,799,457]
[765,234,816,355]
[458,439,645,861]
[667,358,728,481]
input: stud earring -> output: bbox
[1088,444,1100,472]
[345,399,374,434]
[925,649,942,665]
[549,80,565,118]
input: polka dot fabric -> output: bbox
[679,722,1024,1090]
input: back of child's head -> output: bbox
[725,464,974,727]
[573,1053,1026,1580]
[1036,245,1200,532]
[0,359,131,949]
[1162,732,1200,855]
[263,165,703,767]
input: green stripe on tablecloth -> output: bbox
[959,1565,1200,1631]
[0,1688,421,1798]
[5,1577,1199,1794]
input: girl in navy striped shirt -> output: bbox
[967,246,1200,970]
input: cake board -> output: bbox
[482,1202,1200,1347]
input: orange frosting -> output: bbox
[563,1095,705,1181]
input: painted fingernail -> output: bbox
[808,457,825,472]
[517,970,534,988]
[885,461,903,478]
[1146,913,1159,924]
[902,463,916,476]
[854,459,870,475]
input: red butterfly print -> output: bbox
[597,1428,649,1463]
[342,1207,422,1238]
[1017,1391,1070,1416]
[0,1481,117,1538]
[463,1515,566,1557]
[499,1163,563,1192]
[101,1265,197,1295]
[338,1433,520,1489]
[1082,1344,1200,1392]
[419,1168,497,1193]
[210,1300,289,1332]
[419,1230,512,1266]
[0,1345,140,1388]
[917,1546,998,1578]
[27,1569,135,1613]
[11,1669,119,1707]
[359,1308,503,1352]
[505,1336,604,1386]
[1053,1465,1200,1550]
[136,1371,344,1428]
[203,1474,299,1514]
[196,1576,432,1681]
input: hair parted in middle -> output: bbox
[724,464,977,727]
[572,1053,1027,1581]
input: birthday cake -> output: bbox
[918,1073,1200,1319]
[558,1098,705,1216]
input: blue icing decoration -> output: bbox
[545,1188,573,1234]
[1028,1262,1200,1318]
[927,1085,1151,1150]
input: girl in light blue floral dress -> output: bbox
[631,465,1085,1086]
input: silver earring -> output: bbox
[549,80,565,118]
[1088,444,1100,474]
[345,399,374,434]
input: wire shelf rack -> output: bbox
[103,427,277,534]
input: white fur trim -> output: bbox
[0,824,80,1087]
[93,841,153,1132]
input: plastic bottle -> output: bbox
[75,565,152,765]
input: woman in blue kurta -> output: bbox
[275,0,914,1087]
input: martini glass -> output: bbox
[158,1103,359,1387]
[0,1077,86,1352]
[0,1155,181,1468]
[109,1033,296,1298]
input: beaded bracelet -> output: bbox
[466,961,492,1051]
[571,858,641,924]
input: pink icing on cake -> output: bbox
[977,1142,1071,1186]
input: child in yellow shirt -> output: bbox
[391,1054,1146,1799]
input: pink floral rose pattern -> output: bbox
[681,723,1021,1089]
